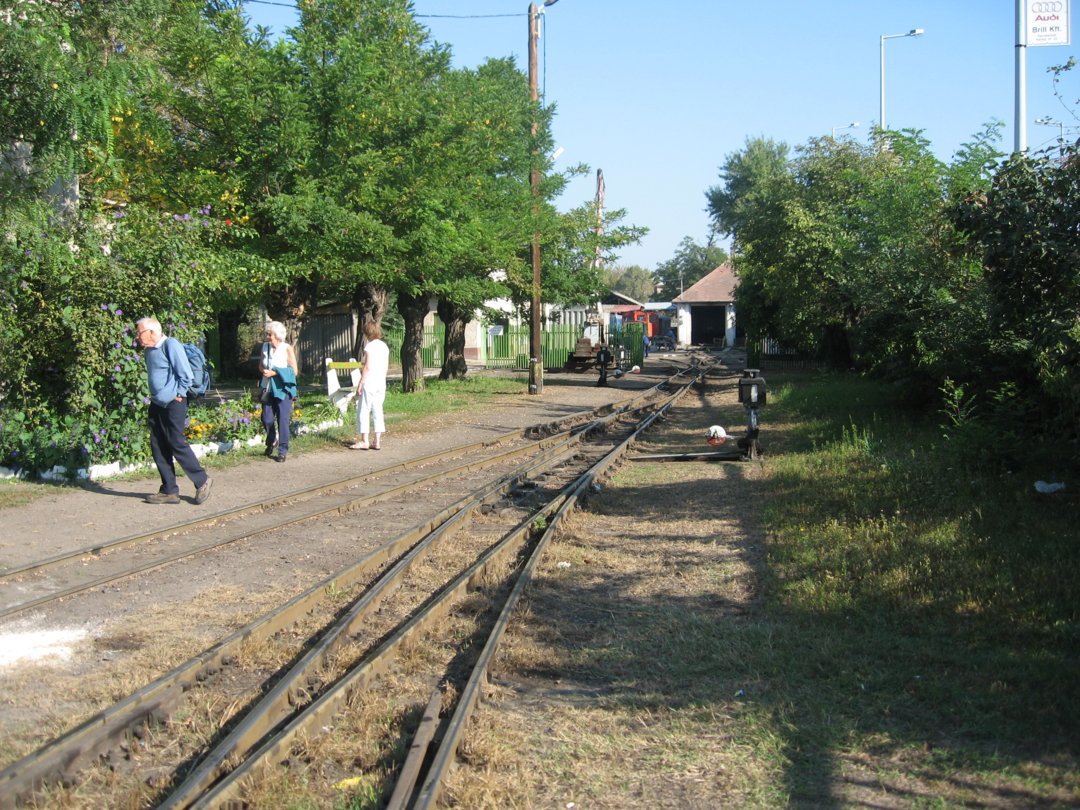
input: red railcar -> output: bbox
[622,308,669,336]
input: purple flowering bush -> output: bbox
[0,201,235,476]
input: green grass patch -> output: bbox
[758,371,1080,802]
[377,375,525,424]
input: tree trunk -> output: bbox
[436,298,470,380]
[267,278,319,371]
[396,290,429,393]
[350,282,389,359]
[216,308,249,379]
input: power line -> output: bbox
[241,1,524,19]
[416,13,525,19]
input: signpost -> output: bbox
[1026,0,1071,46]
[1017,0,1072,152]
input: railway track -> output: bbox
[0,373,687,621]
[0,365,708,808]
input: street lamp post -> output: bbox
[831,121,860,138]
[527,0,558,396]
[1036,115,1065,147]
[879,28,924,132]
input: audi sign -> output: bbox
[1026,0,1071,46]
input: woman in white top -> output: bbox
[351,320,390,450]
[260,320,299,462]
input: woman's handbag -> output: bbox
[260,341,274,403]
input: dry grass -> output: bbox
[442,371,1080,809]
[443,383,784,808]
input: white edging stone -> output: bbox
[1,419,342,482]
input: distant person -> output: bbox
[595,342,613,387]
[260,321,299,462]
[351,321,390,450]
[643,332,651,358]
[135,317,213,505]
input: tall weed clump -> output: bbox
[762,372,1079,759]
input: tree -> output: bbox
[605,265,653,302]
[950,141,1080,432]
[707,127,1002,384]
[146,6,309,353]
[0,0,244,474]
[425,59,537,380]
[0,0,192,209]
[652,237,727,299]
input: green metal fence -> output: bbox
[747,336,816,370]
[607,322,646,368]
[485,324,583,370]
[333,319,648,374]
[381,322,445,370]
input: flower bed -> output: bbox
[0,394,344,482]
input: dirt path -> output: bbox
[0,374,640,569]
[0,354,765,808]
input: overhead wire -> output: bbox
[238,1,545,95]
[241,1,524,20]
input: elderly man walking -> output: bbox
[135,317,213,505]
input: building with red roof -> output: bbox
[672,262,739,347]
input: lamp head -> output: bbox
[910,28,924,36]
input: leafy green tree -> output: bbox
[706,137,792,257]
[530,202,646,313]
[0,0,196,207]
[422,58,537,380]
[281,0,455,390]
[0,0,244,474]
[707,127,1002,388]
[149,4,332,353]
[605,264,653,302]
[652,236,727,299]
[950,142,1080,431]
[850,125,1002,389]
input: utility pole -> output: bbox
[527,2,544,395]
[593,168,604,268]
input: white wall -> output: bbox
[676,303,692,347]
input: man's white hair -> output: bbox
[136,317,162,335]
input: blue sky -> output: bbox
[242,0,1078,271]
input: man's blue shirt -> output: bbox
[144,337,193,407]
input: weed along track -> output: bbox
[0,367,707,808]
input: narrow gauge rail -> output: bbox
[0,366,707,808]
[0,376,681,623]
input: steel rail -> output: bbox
[0,386,672,621]
[0,385,683,807]
[181,378,704,807]
[0,417,609,806]
[160,386,688,808]
[186,382,695,809]
[411,374,695,808]
[0,403,606,583]
[0,378,681,584]
[0,432,560,621]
